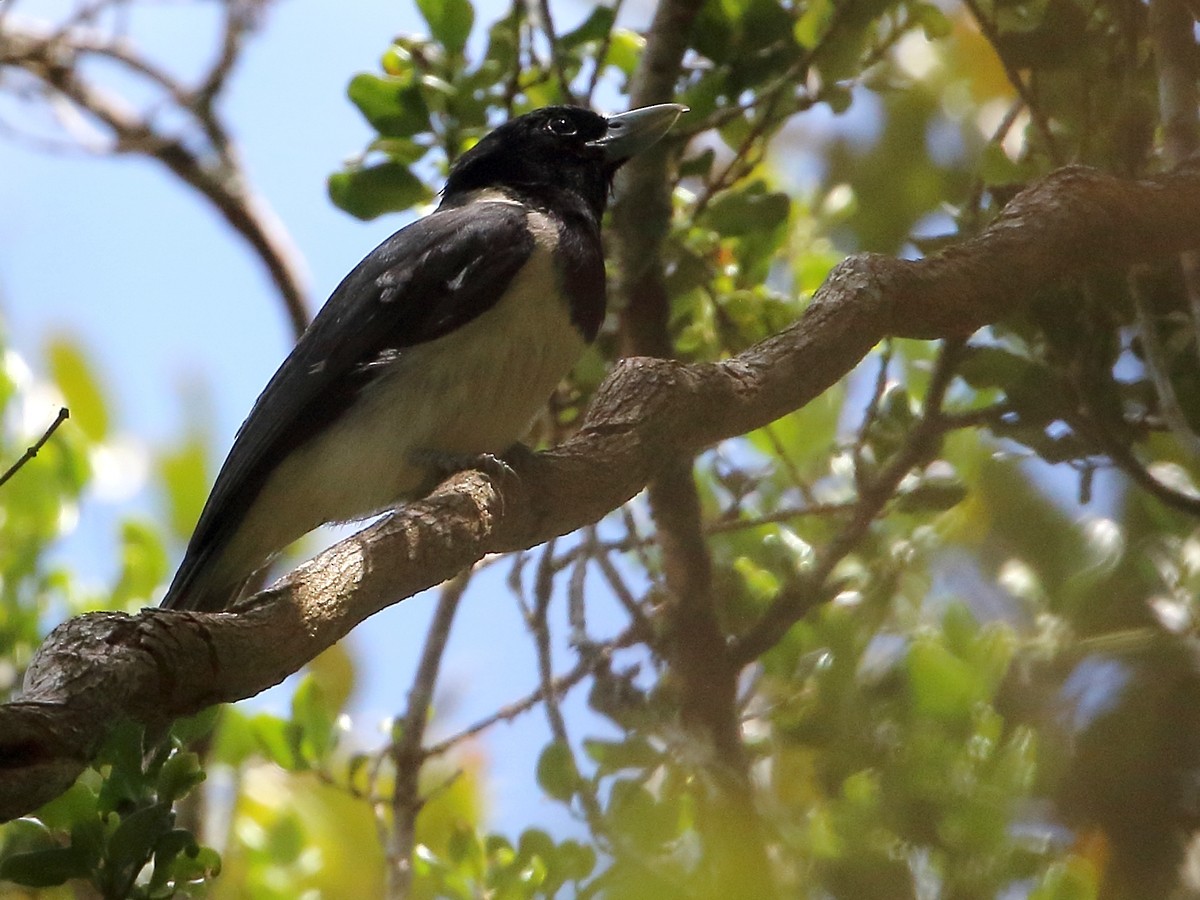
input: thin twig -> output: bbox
[0,407,69,489]
[1148,0,1200,369]
[567,529,591,647]
[583,0,625,104]
[422,629,640,759]
[536,0,575,104]
[2,7,311,339]
[387,569,472,900]
[852,339,895,493]
[528,538,607,829]
[591,546,656,639]
[961,0,1063,164]
[1129,275,1200,460]
[732,339,964,664]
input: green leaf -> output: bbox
[557,840,596,881]
[416,0,475,55]
[209,708,258,768]
[794,0,834,48]
[106,803,173,879]
[1030,859,1099,900]
[291,674,338,764]
[605,29,644,77]
[706,186,791,237]
[367,137,431,165]
[169,705,221,745]
[896,475,969,513]
[156,751,205,804]
[251,714,305,771]
[167,844,221,884]
[679,148,716,180]
[906,639,987,720]
[347,73,431,138]
[0,846,90,887]
[912,2,952,39]
[151,828,198,866]
[582,737,661,774]
[447,824,485,879]
[607,780,678,849]
[68,819,106,869]
[0,818,57,855]
[265,814,306,865]
[559,6,615,48]
[95,721,151,814]
[980,142,1038,186]
[35,782,99,830]
[146,828,201,894]
[516,827,555,865]
[46,336,108,441]
[112,519,169,606]
[734,556,782,603]
[158,433,210,541]
[329,161,432,221]
[535,741,579,801]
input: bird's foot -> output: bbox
[411,446,525,485]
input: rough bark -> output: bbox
[2,160,1200,820]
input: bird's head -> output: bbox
[443,104,686,217]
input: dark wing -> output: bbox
[162,202,536,608]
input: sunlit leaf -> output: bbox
[46,336,108,441]
[347,73,432,138]
[329,161,432,221]
[416,0,474,55]
[535,742,578,802]
[158,431,210,541]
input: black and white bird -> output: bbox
[160,103,686,612]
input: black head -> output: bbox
[442,104,685,219]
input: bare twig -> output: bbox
[0,5,311,338]
[535,0,576,104]
[0,407,69,489]
[1148,0,1200,373]
[961,0,1063,164]
[591,545,656,639]
[422,632,634,759]
[732,339,965,664]
[1129,275,1200,459]
[583,0,625,104]
[527,540,607,831]
[852,340,894,493]
[387,569,472,900]
[567,529,591,647]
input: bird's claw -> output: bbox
[413,447,522,484]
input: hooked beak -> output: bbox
[588,103,688,163]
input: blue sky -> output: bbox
[0,0,623,838]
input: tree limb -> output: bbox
[2,159,1200,821]
[0,9,311,338]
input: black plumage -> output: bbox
[161,103,685,611]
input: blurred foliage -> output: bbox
[6,0,1200,897]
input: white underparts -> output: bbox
[209,204,585,588]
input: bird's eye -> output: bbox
[546,116,577,136]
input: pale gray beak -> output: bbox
[588,103,688,162]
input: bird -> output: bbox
[160,102,686,612]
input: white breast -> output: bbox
[212,207,587,586]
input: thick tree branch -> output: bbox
[610,0,746,791]
[2,160,1200,821]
